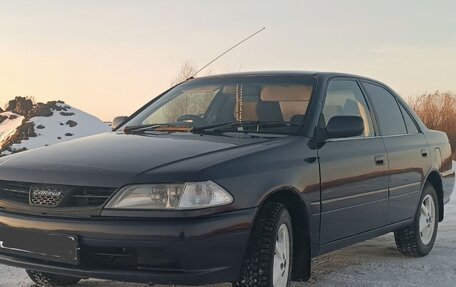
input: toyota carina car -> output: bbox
[0,72,454,287]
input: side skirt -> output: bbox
[316,218,413,256]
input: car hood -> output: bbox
[0,132,275,187]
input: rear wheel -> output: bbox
[236,202,293,287]
[26,270,81,286]
[394,183,439,257]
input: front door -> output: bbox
[318,79,389,244]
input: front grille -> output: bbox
[81,246,137,270]
[0,180,117,208]
[30,192,64,206]
[30,184,71,207]
[0,181,30,204]
[80,246,181,271]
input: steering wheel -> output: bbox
[177,114,209,126]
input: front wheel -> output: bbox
[236,202,293,287]
[26,270,81,286]
[394,183,439,257]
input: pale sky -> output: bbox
[1,0,455,121]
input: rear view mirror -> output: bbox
[326,116,364,139]
[112,116,128,130]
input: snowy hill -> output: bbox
[0,112,24,145]
[0,98,110,156]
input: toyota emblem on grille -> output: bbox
[29,185,71,207]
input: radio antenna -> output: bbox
[190,27,266,78]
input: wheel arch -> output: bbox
[424,169,444,222]
[257,187,312,282]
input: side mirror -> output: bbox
[326,116,364,139]
[112,116,128,130]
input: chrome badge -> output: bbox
[29,185,70,207]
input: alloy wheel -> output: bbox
[419,194,436,245]
[273,223,291,287]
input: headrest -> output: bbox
[223,85,261,102]
[343,99,360,115]
[261,85,313,102]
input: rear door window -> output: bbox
[399,104,419,134]
[362,82,406,136]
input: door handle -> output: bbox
[374,155,385,165]
[421,148,428,157]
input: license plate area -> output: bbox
[0,228,79,265]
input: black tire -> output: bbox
[26,270,81,286]
[394,183,439,257]
[235,201,293,287]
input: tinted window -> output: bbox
[399,104,419,134]
[323,80,375,137]
[363,83,406,136]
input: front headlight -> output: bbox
[105,181,233,210]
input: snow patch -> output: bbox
[0,112,24,146]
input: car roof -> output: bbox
[192,71,384,85]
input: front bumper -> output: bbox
[0,208,257,285]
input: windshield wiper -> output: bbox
[191,122,233,132]
[124,123,191,134]
[192,121,299,134]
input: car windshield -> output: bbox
[123,75,317,135]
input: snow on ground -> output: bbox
[5,104,110,154]
[0,112,24,145]
[1,170,455,287]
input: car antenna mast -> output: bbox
[189,27,266,79]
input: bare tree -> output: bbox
[165,62,198,122]
[408,91,456,158]
[171,61,198,86]
[164,62,217,123]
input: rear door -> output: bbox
[318,79,389,244]
[362,82,431,223]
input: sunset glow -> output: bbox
[1,0,455,120]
